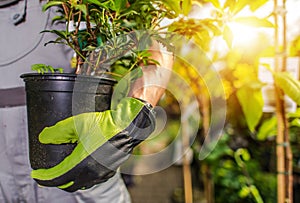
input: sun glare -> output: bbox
[228,22,260,48]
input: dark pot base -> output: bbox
[21,73,116,169]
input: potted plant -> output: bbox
[20,0,223,191]
[20,0,182,175]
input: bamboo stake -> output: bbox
[200,94,214,203]
[182,118,193,203]
[274,0,293,202]
[281,1,293,201]
[184,68,214,203]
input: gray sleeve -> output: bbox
[0,0,74,89]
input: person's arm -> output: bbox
[129,44,174,106]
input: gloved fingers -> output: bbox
[31,133,131,189]
[32,125,114,182]
[31,144,88,180]
[32,151,118,191]
[39,116,78,144]
[39,112,103,144]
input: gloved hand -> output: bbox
[31,41,173,192]
[31,97,155,192]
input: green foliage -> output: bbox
[253,172,277,203]
[201,0,221,8]
[42,0,181,74]
[256,116,277,141]
[181,1,300,203]
[42,0,211,75]
[206,0,273,48]
[204,0,274,134]
[202,134,234,164]
[41,0,227,77]
[203,134,275,203]
[256,108,300,142]
[223,25,233,48]
[219,0,269,14]
[234,148,263,203]
[182,0,192,16]
[274,71,300,105]
[248,0,269,12]
[167,18,222,51]
[233,16,274,28]
[236,85,264,132]
[31,64,64,74]
[290,35,300,56]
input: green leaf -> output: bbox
[223,25,233,48]
[130,66,143,81]
[113,0,127,12]
[223,0,236,10]
[290,118,300,127]
[111,64,129,80]
[239,186,250,198]
[233,16,274,27]
[249,185,264,203]
[31,64,64,74]
[86,0,106,7]
[274,72,300,105]
[84,0,110,11]
[223,0,269,13]
[74,4,87,16]
[256,116,277,140]
[42,1,64,12]
[42,30,68,40]
[194,30,210,51]
[234,148,251,167]
[288,108,300,118]
[249,0,269,11]
[290,36,300,56]
[203,0,221,8]
[239,148,250,161]
[163,0,182,16]
[182,0,192,16]
[236,86,264,132]
[51,15,65,25]
[232,0,248,14]
[204,19,222,36]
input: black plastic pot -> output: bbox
[20,73,116,169]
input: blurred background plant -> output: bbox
[136,0,300,202]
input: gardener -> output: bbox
[0,0,173,202]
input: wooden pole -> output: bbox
[281,1,293,201]
[200,94,214,203]
[274,0,293,202]
[182,118,193,203]
[185,69,214,203]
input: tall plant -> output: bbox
[41,0,194,77]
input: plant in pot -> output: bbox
[21,0,222,192]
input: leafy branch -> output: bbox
[31,64,64,74]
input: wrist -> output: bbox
[131,97,154,109]
[129,87,165,107]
